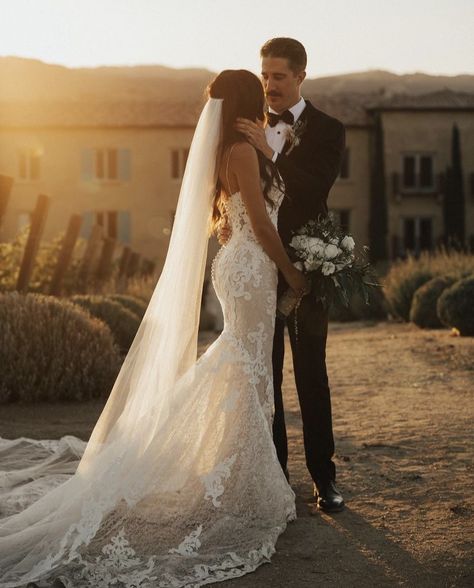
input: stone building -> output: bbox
[0,90,473,277]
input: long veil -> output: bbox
[0,98,223,586]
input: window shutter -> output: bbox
[118,210,131,244]
[118,149,131,181]
[391,172,399,196]
[171,150,180,179]
[80,211,94,238]
[81,149,95,181]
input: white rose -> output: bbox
[329,238,339,245]
[323,244,339,260]
[341,235,355,251]
[290,235,306,250]
[304,258,322,272]
[321,261,336,275]
[307,238,325,257]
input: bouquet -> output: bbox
[277,215,380,321]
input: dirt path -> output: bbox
[1,322,473,587]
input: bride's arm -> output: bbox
[230,142,307,294]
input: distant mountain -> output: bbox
[303,69,474,96]
[0,57,215,102]
[1,57,473,102]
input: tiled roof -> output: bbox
[0,100,206,128]
[1,90,472,130]
[306,93,372,126]
[366,89,474,111]
[0,96,371,128]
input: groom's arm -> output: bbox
[275,120,345,212]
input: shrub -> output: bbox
[0,292,121,403]
[69,295,141,352]
[0,227,90,295]
[410,276,458,329]
[121,274,156,303]
[384,249,474,322]
[437,276,474,336]
[384,267,434,321]
[106,294,148,319]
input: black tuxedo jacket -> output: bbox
[274,100,346,247]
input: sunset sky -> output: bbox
[1,0,473,77]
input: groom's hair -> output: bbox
[260,38,307,74]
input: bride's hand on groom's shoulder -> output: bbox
[234,118,273,160]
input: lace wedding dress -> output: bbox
[0,99,295,587]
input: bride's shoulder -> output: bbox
[228,142,258,165]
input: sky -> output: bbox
[1,0,473,77]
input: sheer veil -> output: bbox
[0,98,223,585]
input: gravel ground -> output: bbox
[1,321,473,587]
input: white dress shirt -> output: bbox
[265,97,306,162]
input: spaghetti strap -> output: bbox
[225,143,237,197]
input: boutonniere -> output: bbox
[285,117,307,155]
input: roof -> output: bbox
[366,89,474,111]
[1,90,472,130]
[0,100,205,129]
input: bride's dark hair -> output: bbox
[207,69,282,233]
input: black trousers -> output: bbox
[272,293,336,484]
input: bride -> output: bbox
[0,69,307,587]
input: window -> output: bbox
[81,148,130,182]
[95,210,118,239]
[171,148,190,179]
[95,148,119,180]
[339,147,350,179]
[330,209,351,232]
[18,148,42,181]
[402,153,435,191]
[401,216,433,255]
[79,210,131,243]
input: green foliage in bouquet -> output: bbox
[69,295,141,353]
[0,292,121,403]
[288,216,380,311]
[410,276,457,328]
[437,276,474,336]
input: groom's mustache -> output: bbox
[266,92,282,98]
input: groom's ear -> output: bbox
[296,70,306,87]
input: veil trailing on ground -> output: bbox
[0,98,223,586]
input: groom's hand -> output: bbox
[234,118,274,160]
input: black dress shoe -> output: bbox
[314,479,345,512]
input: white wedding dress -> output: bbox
[0,99,296,588]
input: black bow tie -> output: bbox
[267,110,294,127]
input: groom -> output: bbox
[235,38,346,512]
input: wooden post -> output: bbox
[49,214,83,296]
[16,193,51,292]
[118,245,132,278]
[126,251,141,277]
[0,175,14,231]
[141,259,156,276]
[95,237,117,282]
[78,223,103,284]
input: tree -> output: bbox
[368,111,389,261]
[443,124,465,248]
